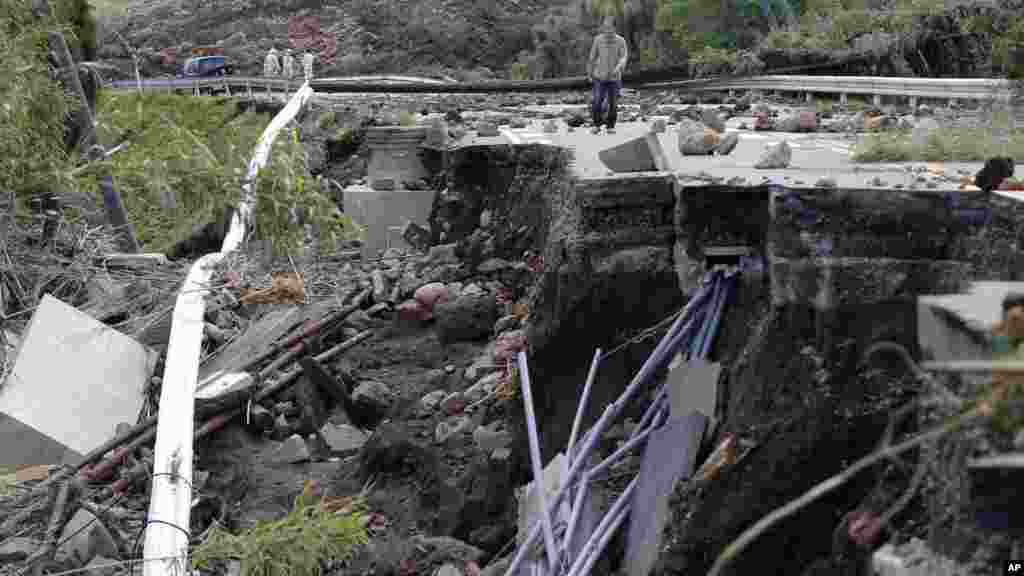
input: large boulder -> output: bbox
[434,293,500,343]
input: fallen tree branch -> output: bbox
[706,405,988,576]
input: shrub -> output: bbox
[510,62,529,80]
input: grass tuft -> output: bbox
[852,117,1024,163]
[191,487,370,576]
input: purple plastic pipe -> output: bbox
[567,505,631,576]
[500,275,718,576]
[565,475,639,576]
[518,352,560,572]
[567,348,603,467]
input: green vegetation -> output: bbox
[317,111,337,131]
[398,110,416,126]
[192,491,369,576]
[1,0,75,203]
[852,120,1024,163]
[80,91,360,254]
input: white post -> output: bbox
[872,94,882,107]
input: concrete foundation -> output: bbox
[342,184,435,259]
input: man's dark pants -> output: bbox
[591,79,621,129]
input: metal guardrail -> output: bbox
[107,73,1018,103]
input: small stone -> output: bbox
[402,221,432,251]
[477,258,512,274]
[543,119,558,133]
[493,314,520,335]
[870,176,888,187]
[473,423,512,452]
[650,118,667,133]
[436,415,474,443]
[441,391,467,415]
[397,299,432,323]
[320,423,369,456]
[465,355,501,382]
[476,122,500,137]
[437,563,462,576]
[274,401,298,416]
[247,404,275,433]
[714,133,739,156]
[754,140,792,169]
[272,434,311,464]
[421,390,447,413]
[814,177,837,188]
[351,381,394,422]
[445,364,456,374]
[479,210,492,228]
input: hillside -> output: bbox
[92,0,1024,82]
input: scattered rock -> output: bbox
[350,380,394,425]
[320,423,369,456]
[677,119,719,156]
[476,122,499,137]
[397,299,432,324]
[56,509,120,568]
[753,111,772,131]
[465,355,501,382]
[366,302,391,318]
[493,315,519,335]
[651,118,667,133]
[814,177,838,188]
[435,293,500,344]
[271,434,311,464]
[421,390,447,413]
[473,423,512,452]
[402,221,433,251]
[476,258,512,274]
[411,535,486,565]
[700,109,726,133]
[870,176,888,187]
[754,140,792,169]
[436,415,474,443]
[371,270,390,304]
[437,564,462,576]
[798,110,817,132]
[542,119,558,133]
[493,329,527,362]
[775,114,800,132]
[714,133,740,156]
[247,404,275,434]
[294,370,327,435]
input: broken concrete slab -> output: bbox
[516,452,572,558]
[624,412,707,576]
[0,295,156,468]
[668,360,722,421]
[196,307,300,385]
[598,133,670,173]
[55,508,120,568]
[320,423,368,456]
[343,184,436,259]
[271,434,311,465]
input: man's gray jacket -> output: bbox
[589,32,628,81]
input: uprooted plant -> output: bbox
[191,480,370,576]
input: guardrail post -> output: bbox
[224,79,231,97]
[247,79,252,98]
[728,89,735,99]
[805,92,812,103]
[872,94,881,107]
[909,96,918,109]
[839,93,848,107]
[949,97,958,108]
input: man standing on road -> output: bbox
[588,16,628,134]
[264,47,280,77]
[282,49,295,79]
[303,49,315,82]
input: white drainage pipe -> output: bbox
[142,83,314,576]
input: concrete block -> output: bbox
[272,434,311,464]
[668,360,721,420]
[625,413,708,576]
[342,185,435,260]
[0,295,156,468]
[919,281,1024,334]
[598,133,670,173]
